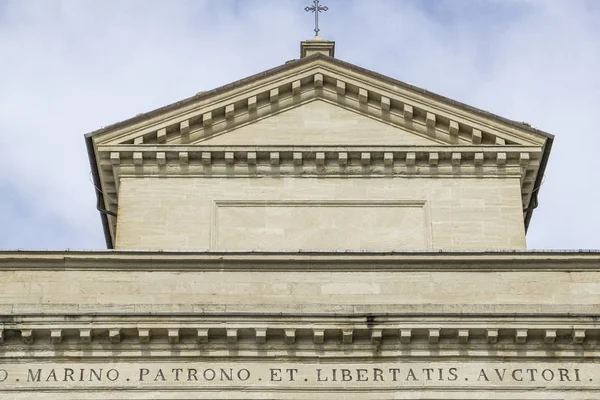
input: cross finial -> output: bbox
[304,0,328,36]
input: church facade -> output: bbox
[1,37,599,399]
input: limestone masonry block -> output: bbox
[342,329,353,344]
[270,152,280,165]
[316,152,325,166]
[573,329,586,344]
[178,152,188,164]
[384,152,393,166]
[426,112,436,128]
[133,152,143,165]
[474,152,484,166]
[202,112,212,128]
[110,152,120,165]
[449,120,459,136]
[201,152,211,165]
[403,104,414,119]
[515,329,528,344]
[225,152,234,165]
[458,329,469,343]
[134,136,143,145]
[400,329,412,344]
[50,329,62,344]
[497,152,507,166]
[225,104,235,119]
[197,329,209,343]
[109,329,121,344]
[292,80,301,95]
[428,329,440,344]
[358,88,368,104]
[255,328,267,343]
[314,73,323,88]
[179,121,189,136]
[496,137,506,145]
[138,328,150,343]
[371,330,382,344]
[284,329,296,344]
[247,151,257,165]
[293,152,303,165]
[227,329,238,343]
[313,329,325,344]
[429,152,439,166]
[544,329,557,344]
[270,88,279,103]
[336,80,345,95]
[156,152,166,166]
[21,329,33,345]
[472,128,482,143]
[157,127,167,142]
[451,152,461,166]
[168,329,180,344]
[406,152,416,166]
[247,96,257,111]
[381,96,391,111]
[361,152,371,165]
[486,329,498,344]
[79,329,91,343]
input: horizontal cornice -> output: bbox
[0,250,599,272]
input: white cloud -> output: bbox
[0,0,598,249]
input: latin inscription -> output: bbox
[0,362,595,389]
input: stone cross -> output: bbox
[304,0,328,36]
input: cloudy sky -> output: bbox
[0,0,598,250]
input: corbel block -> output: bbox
[168,329,180,344]
[292,80,301,95]
[255,328,267,344]
[270,152,280,166]
[428,329,440,344]
[109,329,120,344]
[247,151,257,165]
[371,330,382,344]
[180,120,189,136]
[495,137,506,145]
[429,152,439,166]
[202,112,212,128]
[225,104,235,119]
[50,329,62,345]
[21,329,33,345]
[197,328,209,343]
[0,329,4,344]
[338,152,348,166]
[284,329,296,344]
[227,329,238,343]
[573,329,586,344]
[225,151,234,165]
[358,88,368,104]
[336,80,346,95]
[361,152,371,166]
[474,152,484,166]
[381,96,390,111]
[248,96,257,111]
[472,128,482,144]
[342,329,353,344]
[497,152,507,166]
[426,112,436,128]
[383,152,393,166]
[79,329,92,344]
[449,120,459,136]
[314,73,323,88]
[451,152,461,166]
[157,128,167,143]
[458,329,469,344]
[316,152,325,166]
[313,329,325,344]
[110,152,120,165]
[156,152,166,166]
[406,152,416,166]
[400,329,412,344]
[515,329,528,344]
[133,152,143,165]
[519,152,530,166]
[134,136,144,145]
[486,329,498,344]
[179,151,189,164]
[293,152,303,166]
[544,330,556,344]
[270,88,279,103]
[138,328,150,343]
[403,104,413,120]
[201,152,211,165]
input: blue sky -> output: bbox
[0,0,599,250]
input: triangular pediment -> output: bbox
[193,99,442,146]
